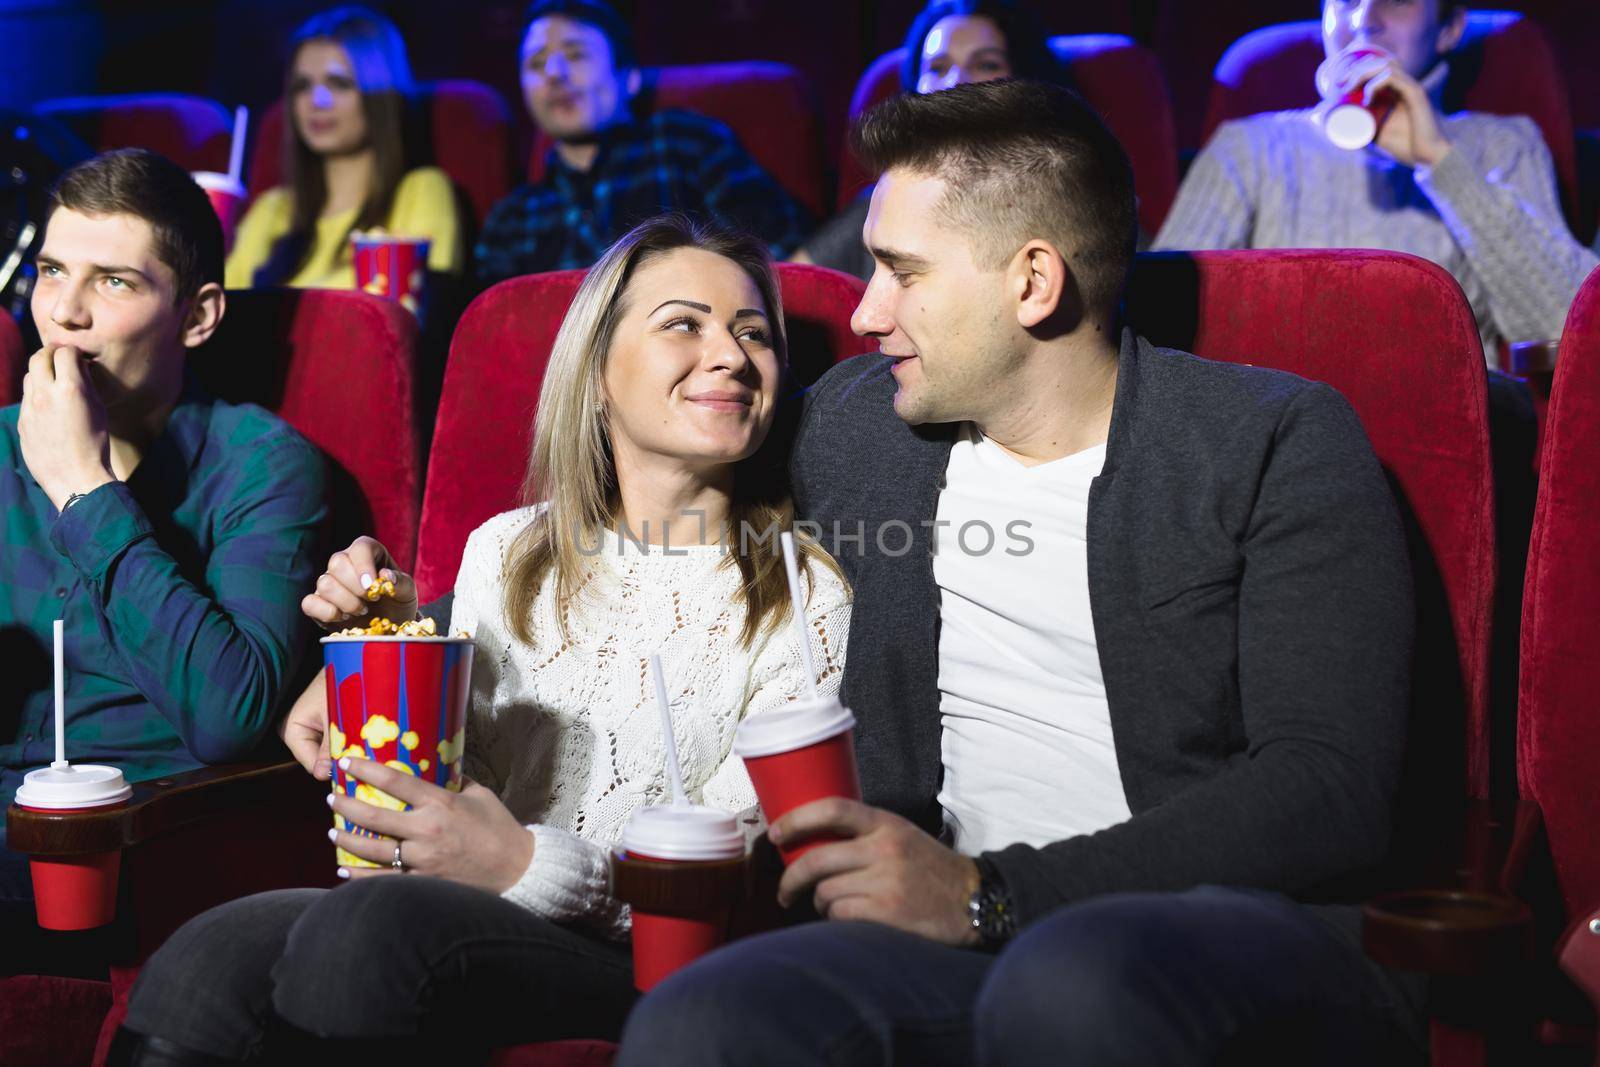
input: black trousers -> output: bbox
[123,876,636,1062]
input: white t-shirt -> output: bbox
[934,425,1131,854]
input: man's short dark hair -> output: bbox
[523,0,638,71]
[49,148,223,305]
[852,79,1137,319]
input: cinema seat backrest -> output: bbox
[415,264,865,601]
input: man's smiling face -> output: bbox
[851,167,1020,426]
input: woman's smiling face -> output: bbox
[601,246,783,476]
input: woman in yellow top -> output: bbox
[227,6,463,289]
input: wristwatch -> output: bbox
[967,855,1017,948]
[61,491,92,513]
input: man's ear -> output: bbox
[181,283,226,350]
[624,67,643,98]
[1011,240,1074,331]
[1436,6,1467,55]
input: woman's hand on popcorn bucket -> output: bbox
[329,757,536,892]
[301,535,420,629]
[279,675,333,780]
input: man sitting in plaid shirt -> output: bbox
[1,150,326,954]
[474,0,810,287]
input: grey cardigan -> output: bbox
[789,329,1415,927]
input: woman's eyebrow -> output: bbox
[651,299,712,315]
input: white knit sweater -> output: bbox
[448,507,851,940]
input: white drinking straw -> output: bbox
[52,619,68,770]
[649,654,689,807]
[779,532,820,700]
[227,106,249,187]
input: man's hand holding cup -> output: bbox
[771,797,983,947]
[1355,59,1453,168]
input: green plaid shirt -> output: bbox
[0,379,327,810]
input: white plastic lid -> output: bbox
[14,764,132,810]
[618,804,745,861]
[732,696,855,759]
[190,170,246,195]
[1324,104,1378,151]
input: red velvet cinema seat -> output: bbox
[840,36,1179,238]
[414,262,865,602]
[1128,250,1494,801]
[31,94,234,173]
[1202,11,1583,239]
[1128,250,1518,1065]
[1519,264,1600,1058]
[1,288,419,1067]
[251,80,513,229]
[525,62,828,221]
[0,312,22,405]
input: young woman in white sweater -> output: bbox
[114,215,851,1063]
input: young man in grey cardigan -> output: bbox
[618,80,1423,1066]
[1155,0,1596,358]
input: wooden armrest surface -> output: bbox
[6,760,319,856]
[1361,799,1544,977]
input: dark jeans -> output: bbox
[124,876,636,1061]
[617,886,1427,1067]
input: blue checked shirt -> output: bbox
[474,109,810,286]
[0,379,328,812]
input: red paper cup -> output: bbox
[733,698,862,864]
[627,859,730,992]
[321,635,472,868]
[351,235,430,314]
[191,171,246,249]
[14,764,133,930]
[616,806,745,990]
[1315,45,1394,150]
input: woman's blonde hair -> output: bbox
[503,214,847,648]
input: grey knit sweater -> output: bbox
[1154,108,1597,358]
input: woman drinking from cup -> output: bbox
[225,5,464,290]
[112,215,849,1063]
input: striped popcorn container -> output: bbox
[320,635,473,868]
[350,234,431,316]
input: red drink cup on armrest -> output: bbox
[14,764,132,930]
[613,805,746,991]
[733,696,861,864]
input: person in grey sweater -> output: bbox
[618,81,1421,1066]
[1155,0,1596,359]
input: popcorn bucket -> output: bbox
[351,235,430,316]
[1314,45,1395,150]
[321,635,472,868]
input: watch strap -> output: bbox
[968,855,1017,948]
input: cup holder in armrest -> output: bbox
[1363,889,1532,977]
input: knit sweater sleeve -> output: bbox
[1152,121,1259,251]
[1415,117,1599,345]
